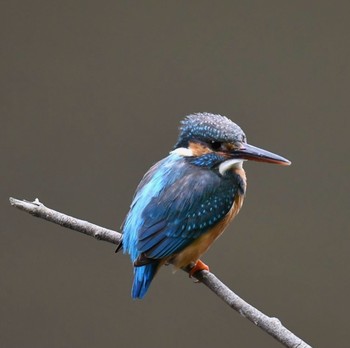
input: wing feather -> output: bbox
[123,153,241,264]
[136,164,238,261]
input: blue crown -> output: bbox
[174,113,246,148]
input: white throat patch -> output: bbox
[219,159,245,175]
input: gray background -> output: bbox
[2,1,349,347]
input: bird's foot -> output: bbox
[188,259,210,279]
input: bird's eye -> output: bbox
[210,141,222,151]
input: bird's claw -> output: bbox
[189,259,210,280]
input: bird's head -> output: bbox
[172,113,291,174]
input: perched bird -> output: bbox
[121,113,290,299]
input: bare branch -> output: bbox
[9,197,312,348]
[9,197,121,246]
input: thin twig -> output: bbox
[9,197,311,348]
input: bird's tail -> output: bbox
[132,263,159,299]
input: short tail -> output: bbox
[132,263,159,299]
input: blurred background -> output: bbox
[1,1,349,347]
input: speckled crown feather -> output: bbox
[174,113,246,148]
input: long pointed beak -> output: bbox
[232,143,291,166]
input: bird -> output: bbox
[120,112,290,299]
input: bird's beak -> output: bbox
[232,143,291,166]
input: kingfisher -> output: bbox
[121,113,290,299]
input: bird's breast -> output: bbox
[171,167,246,269]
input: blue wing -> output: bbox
[122,152,243,264]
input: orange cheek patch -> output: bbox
[224,143,236,151]
[188,142,213,156]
